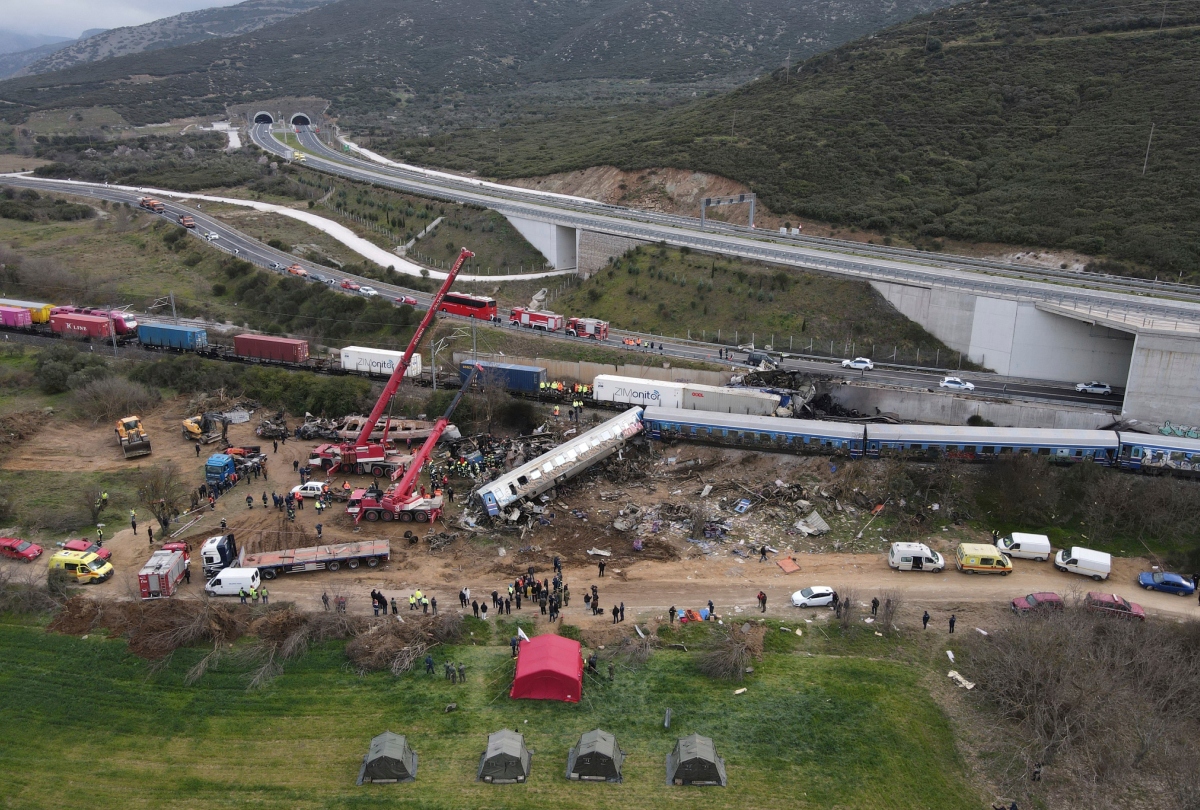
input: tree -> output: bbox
[83,485,105,525]
[138,463,190,531]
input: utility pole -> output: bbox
[1142,123,1156,176]
[170,292,178,323]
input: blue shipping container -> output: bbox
[460,360,546,394]
[138,323,209,350]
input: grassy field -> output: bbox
[0,618,980,810]
[0,470,143,534]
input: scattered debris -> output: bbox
[792,511,831,536]
[948,670,975,690]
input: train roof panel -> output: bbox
[643,407,865,440]
[0,297,53,308]
[867,424,1119,448]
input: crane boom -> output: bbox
[353,248,475,447]
[390,365,481,500]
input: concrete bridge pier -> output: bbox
[503,216,649,276]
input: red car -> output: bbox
[286,264,307,277]
[1086,592,1146,621]
[395,295,418,306]
[1011,592,1064,614]
[340,279,360,291]
[0,537,44,562]
[60,538,112,562]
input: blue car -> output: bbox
[1137,571,1196,597]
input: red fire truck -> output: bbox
[509,307,564,332]
[566,317,608,340]
[138,549,188,600]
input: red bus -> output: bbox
[439,292,499,321]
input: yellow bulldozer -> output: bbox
[115,416,152,459]
[182,412,229,445]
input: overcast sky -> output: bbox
[6,0,246,39]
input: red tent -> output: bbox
[509,634,584,703]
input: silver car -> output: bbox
[841,357,874,370]
[939,376,975,392]
[791,586,836,608]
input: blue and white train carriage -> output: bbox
[641,407,867,458]
[1117,433,1200,475]
[864,425,1121,464]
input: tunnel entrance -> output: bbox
[290,113,312,127]
[253,112,274,124]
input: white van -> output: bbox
[204,567,261,597]
[997,532,1052,561]
[888,542,945,572]
[1053,547,1111,581]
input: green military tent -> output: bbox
[666,733,727,787]
[565,728,625,782]
[357,731,418,785]
[477,729,532,784]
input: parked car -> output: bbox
[308,272,327,283]
[841,357,874,371]
[939,376,975,392]
[270,262,284,270]
[791,586,836,608]
[0,537,43,562]
[1138,571,1196,596]
[1085,592,1145,620]
[286,264,307,277]
[1011,592,1064,614]
[290,481,329,499]
[1075,381,1112,395]
[359,286,379,297]
[204,231,219,241]
[340,279,360,291]
[396,295,418,306]
[60,538,112,562]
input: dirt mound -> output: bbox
[0,409,52,446]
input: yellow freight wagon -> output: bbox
[0,297,54,323]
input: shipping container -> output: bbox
[461,360,546,394]
[0,306,33,328]
[50,312,112,340]
[137,323,209,350]
[680,383,781,416]
[592,374,685,409]
[340,346,422,378]
[138,549,188,599]
[234,334,309,363]
[0,297,54,323]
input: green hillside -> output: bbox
[385,0,1200,277]
[0,0,957,129]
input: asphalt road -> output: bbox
[266,124,1200,322]
[0,173,1122,410]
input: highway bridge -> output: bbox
[250,121,1200,427]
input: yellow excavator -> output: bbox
[115,416,152,459]
[182,413,229,445]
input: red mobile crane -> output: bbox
[308,248,475,477]
[348,365,482,523]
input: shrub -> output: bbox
[71,376,161,424]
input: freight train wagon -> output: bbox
[0,297,54,323]
[340,346,422,378]
[592,374,781,416]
